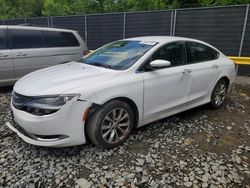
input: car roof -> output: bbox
[0,25,75,32]
[125,36,206,44]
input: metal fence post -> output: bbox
[85,14,88,46]
[50,17,54,27]
[170,10,173,36]
[172,10,177,36]
[47,17,50,27]
[123,12,126,39]
[238,4,249,57]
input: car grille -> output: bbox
[12,92,34,110]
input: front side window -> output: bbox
[151,42,186,66]
[11,29,43,49]
[0,29,6,49]
[186,41,218,63]
[44,31,79,47]
[81,40,157,70]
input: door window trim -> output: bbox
[9,28,45,50]
[137,40,188,73]
[43,30,80,48]
[9,29,80,50]
[184,41,220,65]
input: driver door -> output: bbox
[141,42,192,122]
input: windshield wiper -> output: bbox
[91,62,112,69]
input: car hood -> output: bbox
[14,62,120,96]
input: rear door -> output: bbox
[10,28,53,79]
[185,41,220,102]
[0,27,15,85]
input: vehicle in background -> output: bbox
[8,36,235,148]
[0,25,89,86]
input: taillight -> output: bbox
[83,50,91,56]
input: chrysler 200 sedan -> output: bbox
[8,36,235,149]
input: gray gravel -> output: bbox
[0,77,250,188]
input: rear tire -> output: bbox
[210,79,228,109]
[87,100,134,149]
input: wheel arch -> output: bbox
[218,76,230,90]
[86,97,140,130]
[210,75,230,109]
[112,97,140,128]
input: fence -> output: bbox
[1,4,250,75]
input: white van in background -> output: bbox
[0,25,89,86]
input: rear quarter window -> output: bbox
[44,31,80,47]
[209,47,219,59]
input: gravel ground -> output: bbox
[0,76,250,188]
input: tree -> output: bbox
[42,0,74,16]
[0,0,44,19]
[0,0,249,19]
[199,0,250,7]
[72,0,106,14]
[126,0,167,11]
[178,0,200,8]
[103,0,128,12]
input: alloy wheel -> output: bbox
[214,82,227,105]
[101,108,130,144]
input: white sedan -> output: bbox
[8,36,235,148]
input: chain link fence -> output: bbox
[1,4,250,74]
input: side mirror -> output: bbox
[150,59,171,68]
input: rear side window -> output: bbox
[209,47,219,59]
[0,29,6,49]
[44,31,79,47]
[186,41,218,63]
[11,29,43,49]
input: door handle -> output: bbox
[16,53,28,57]
[212,64,218,69]
[0,54,9,58]
[183,69,192,74]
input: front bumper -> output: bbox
[9,100,91,147]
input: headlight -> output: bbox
[22,95,79,116]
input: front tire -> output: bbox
[87,100,134,149]
[210,79,228,109]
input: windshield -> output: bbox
[81,40,157,70]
